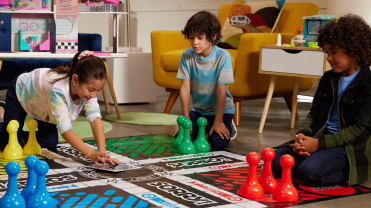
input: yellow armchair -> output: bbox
[151,3,319,126]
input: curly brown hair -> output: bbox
[317,14,371,67]
[181,11,221,45]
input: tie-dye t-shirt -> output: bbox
[15,68,102,135]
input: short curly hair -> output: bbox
[316,14,371,67]
[181,11,221,45]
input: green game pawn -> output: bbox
[172,115,186,150]
[193,117,211,153]
[178,119,196,154]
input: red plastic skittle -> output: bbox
[238,152,264,199]
[259,148,277,193]
[273,154,299,202]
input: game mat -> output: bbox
[0,134,370,208]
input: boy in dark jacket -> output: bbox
[272,14,371,186]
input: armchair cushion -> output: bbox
[220,0,285,49]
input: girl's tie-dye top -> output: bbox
[16,68,102,135]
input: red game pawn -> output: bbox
[259,148,277,193]
[238,152,264,199]
[273,154,299,202]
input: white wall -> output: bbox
[78,0,327,52]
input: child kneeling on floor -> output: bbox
[173,11,237,150]
[0,51,120,166]
[272,14,371,186]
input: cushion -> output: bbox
[162,49,237,73]
[220,0,285,49]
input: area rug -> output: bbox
[105,112,178,125]
[22,115,113,142]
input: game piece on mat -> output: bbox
[21,155,40,203]
[193,117,211,153]
[259,147,277,193]
[172,115,186,150]
[273,154,299,202]
[28,161,54,208]
[3,120,23,160]
[178,119,196,154]
[0,161,26,207]
[238,152,264,199]
[23,119,42,155]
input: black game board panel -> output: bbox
[133,178,230,208]
[185,166,371,207]
[160,155,244,170]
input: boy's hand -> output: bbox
[88,151,121,166]
[209,122,230,139]
[173,124,192,136]
[290,133,310,157]
[298,137,319,154]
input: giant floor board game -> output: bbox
[0,134,370,208]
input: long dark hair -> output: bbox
[47,51,106,84]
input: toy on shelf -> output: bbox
[19,30,31,52]
[30,36,38,51]
[15,0,24,9]
[303,14,335,47]
[292,34,306,46]
[28,0,35,10]
[42,0,48,8]
[0,0,11,8]
[39,30,50,52]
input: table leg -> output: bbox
[259,75,277,134]
[0,58,3,73]
[290,77,300,128]
[102,59,122,119]
[102,85,110,114]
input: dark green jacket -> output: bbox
[282,67,371,185]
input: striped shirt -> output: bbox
[16,68,102,135]
[176,46,235,115]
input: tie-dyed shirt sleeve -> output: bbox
[50,88,72,134]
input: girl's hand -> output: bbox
[88,152,121,166]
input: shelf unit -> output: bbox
[0,0,131,53]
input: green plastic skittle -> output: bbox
[172,115,186,150]
[178,119,196,154]
[193,117,211,153]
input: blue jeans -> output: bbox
[272,146,349,186]
[0,77,59,149]
[187,111,233,150]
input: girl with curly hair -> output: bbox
[272,14,371,186]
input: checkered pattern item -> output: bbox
[56,42,78,50]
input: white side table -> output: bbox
[258,45,331,133]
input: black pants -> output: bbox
[0,77,59,149]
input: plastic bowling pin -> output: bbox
[23,119,42,155]
[273,154,299,202]
[259,148,277,193]
[28,161,54,208]
[3,120,23,160]
[0,161,26,208]
[21,155,40,203]
[177,119,196,154]
[238,152,264,199]
[193,117,211,153]
[172,116,186,150]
